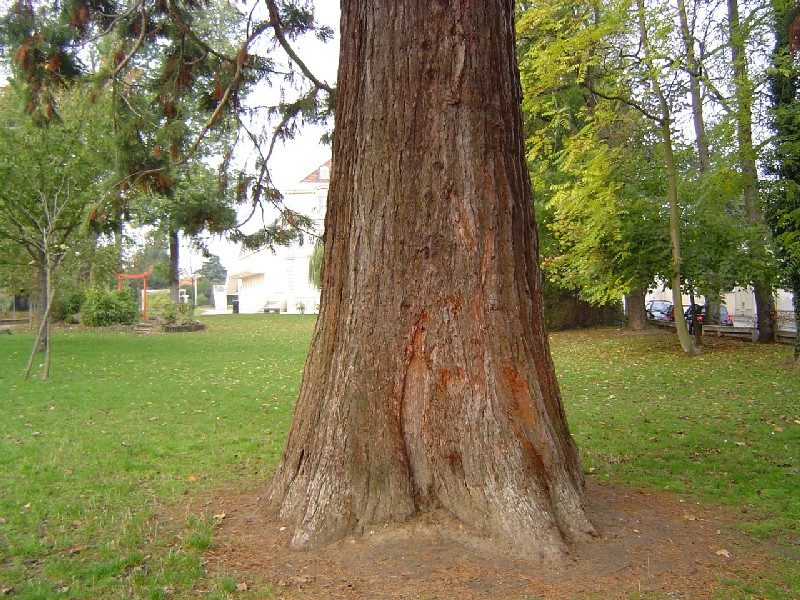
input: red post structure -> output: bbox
[114,269,154,320]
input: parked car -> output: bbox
[647,300,673,321]
[684,304,733,325]
[684,304,734,332]
[262,300,281,314]
[659,303,733,327]
[656,302,678,322]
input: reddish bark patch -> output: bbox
[175,479,776,598]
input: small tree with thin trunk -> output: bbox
[0,86,113,379]
[265,1,595,558]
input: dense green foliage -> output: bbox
[0,318,797,597]
[80,287,138,326]
[517,0,670,305]
[196,255,227,285]
[516,0,792,344]
[766,0,800,355]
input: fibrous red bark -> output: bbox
[266,0,594,558]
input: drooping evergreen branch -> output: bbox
[264,0,334,95]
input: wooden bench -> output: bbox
[702,325,756,340]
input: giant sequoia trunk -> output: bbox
[266,1,595,558]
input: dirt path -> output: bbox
[191,480,773,599]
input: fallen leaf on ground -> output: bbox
[716,549,731,558]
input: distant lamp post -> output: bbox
[193,273,201,305]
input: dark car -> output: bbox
[684,304,734,331]
[662,303,677,322]
[647,299,673,321]
[660,303,733,327]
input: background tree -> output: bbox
[726,0,778,342]
[518,0,786,343]
[0,84,114,378]
[196,253,226,284]
[0,236,36,317]
[307,238,323,290]
[766,0,800,358]
[128,161,239,300]
[517,0,672,331]
[124,231,172,289]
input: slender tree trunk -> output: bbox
[677,0,710,173]
[41,260,53,379]
[25,260,55,380]
[34,263,48,350]
[792,277,800,360]
[636,0,699,356]
[676,0,709,350]
[266,0,595,558]
[728,0,776,342]
[168,229,180,303]
[627,290,647,331]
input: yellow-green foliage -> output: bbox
[146,289,173,314]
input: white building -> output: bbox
[226,160,330,314]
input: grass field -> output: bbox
[0,315,798,598]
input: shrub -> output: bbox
[81,287,139,326]
[143,290,195,324]
[161,301,179,324]
[52,287,86,322]
[146,290,173,315]
[113,287,139,324]
[178,301,195,322]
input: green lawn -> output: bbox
[0,317,798,598]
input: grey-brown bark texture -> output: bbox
[627,290,647,331]
[265,0,594,558]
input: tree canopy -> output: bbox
[517,0,794,351]
[0,82,116,377]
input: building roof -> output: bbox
[300,160,331,183]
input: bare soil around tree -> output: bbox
[187,478,776,599]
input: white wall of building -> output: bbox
[226,161,329,314]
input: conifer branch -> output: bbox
[264,0,334,95]
[110,0,149,80]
